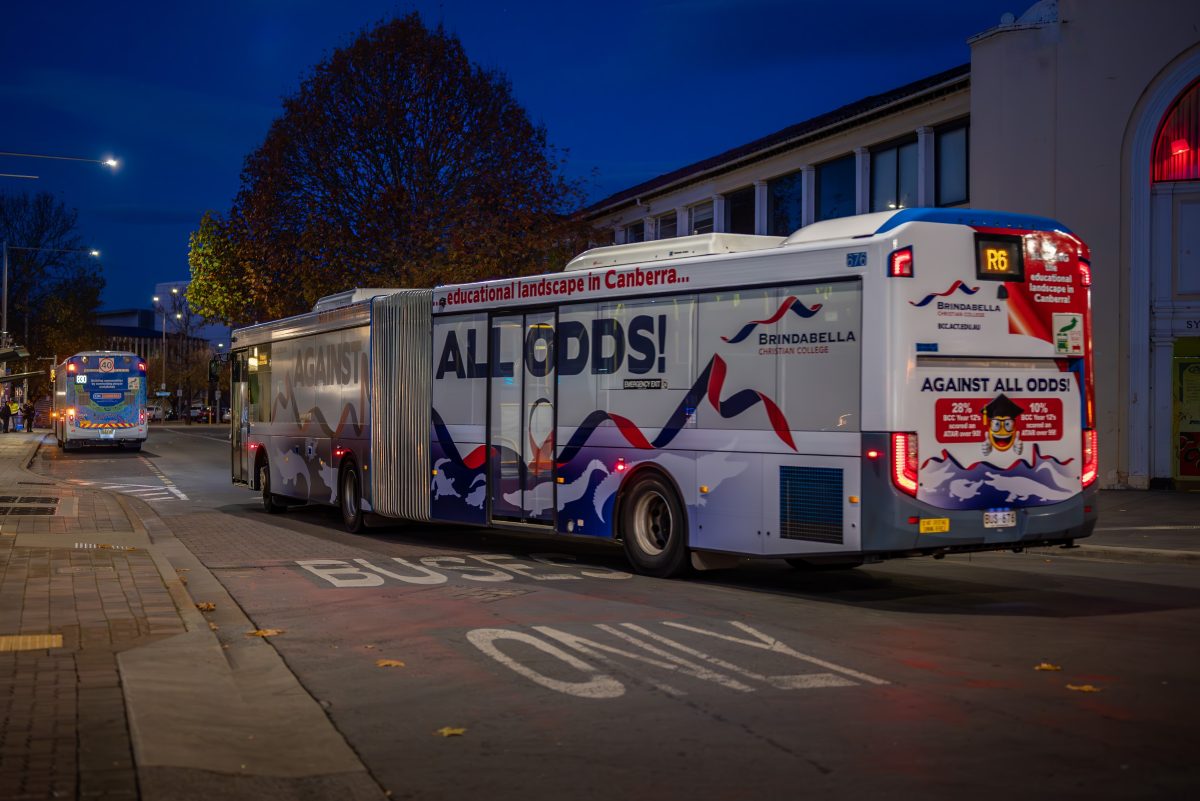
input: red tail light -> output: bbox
[891,433,919,496]
[1079,259,1092,287]
[139,408,146,424]
[888,246,914,278]
[138,362,146,372]
[333,446,348,459]
[1081,430,1098,487]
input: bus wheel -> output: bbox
[620,471,689,578]
[340,461,364,533]
[259,456,286,515]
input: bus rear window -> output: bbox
[974,234,1024,281]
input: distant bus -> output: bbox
[229,208,1097,577]
[53,351,149,451]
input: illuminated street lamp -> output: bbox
[152,288,188,418]
[0,151,120,171]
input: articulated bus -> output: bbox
[229,208,1097,577]
[53,351,149,451]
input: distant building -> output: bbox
[96,307,210,400]
[583,0,1200,489]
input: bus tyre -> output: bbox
[259,456,286,515]
[620,471,689,578]
[340,461,364,533]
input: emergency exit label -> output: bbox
[935,398,1064,443]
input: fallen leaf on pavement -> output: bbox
[435,727,466,737]
[247,629,284,638]
[365,644,377,650]
[1034,663,1062,671]
[1066,684,1102,693]
[195,602,216,612]
[375,659,406,668]
[208,622,219,631]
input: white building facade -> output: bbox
[583,0,1200,490]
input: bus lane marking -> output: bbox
[466,621,887,699]
[295,552,632,588]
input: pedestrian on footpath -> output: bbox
[21,400,35,431]
[9,399,20,432]
[0,398,10,433]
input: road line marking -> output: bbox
[613,623,856,690]
[1095,525,1200,531]
[663,621,889,686]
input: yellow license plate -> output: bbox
[919,517,950,534]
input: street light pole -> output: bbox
[0,152,120,170]
[3,243,101,345]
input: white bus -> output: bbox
[53,351,149,451]
[229,208,1097,577]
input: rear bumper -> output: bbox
[860,432,1097,556]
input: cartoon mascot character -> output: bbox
[981,394,1024,457]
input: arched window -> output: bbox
[1154,78,1200,182]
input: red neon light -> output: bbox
[1171,138,1190,156]
[888,246,914,278]
[1081,430,1098,488]
[891,433,918,496]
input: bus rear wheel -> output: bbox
[340,461,364,533]
[619,471,689,578]
[259,455,286,515]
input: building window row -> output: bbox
[619,120,969,243]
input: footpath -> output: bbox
[0,432,1196,800]
[0,432,385,801]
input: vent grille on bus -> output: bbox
[369,290,433,521]
[779,466,843,544]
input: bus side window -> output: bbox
[248,344,272,423]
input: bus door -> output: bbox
[489,311,555,525]
[231,351,250,484]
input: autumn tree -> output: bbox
[0,192,104,398]
[189,14,595,324]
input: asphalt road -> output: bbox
[32,426,1200,800]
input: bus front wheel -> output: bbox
[339,461,364,533]
[619,471,689,578]
[259,456,286,515]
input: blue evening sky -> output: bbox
[0,1,1020,310]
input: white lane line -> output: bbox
[1095,525,1200,531]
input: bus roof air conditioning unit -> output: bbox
[564,233,784,272]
